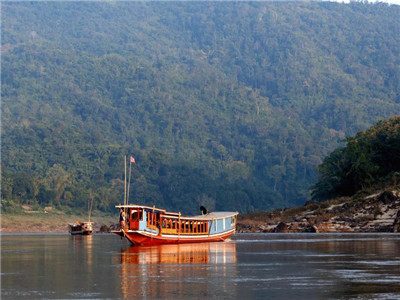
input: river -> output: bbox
[1,233,400,299]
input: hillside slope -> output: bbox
[1,2,399,214]
[239,116,400,232]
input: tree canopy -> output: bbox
[311,116,400,201]
[1,2,399,214]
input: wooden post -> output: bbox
[178,212,181,240]
[152,206,155,227]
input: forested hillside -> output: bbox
[2,2,399,214]
[312,115,400,201]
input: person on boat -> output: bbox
[119,208,125,229]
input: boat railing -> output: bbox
[159,216,209,235]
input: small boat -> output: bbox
[68,221,93,235]
[68,193,95,235]
[112,204,238,245]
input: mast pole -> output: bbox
[88,192,94,223]
[127,158,132,206]
[124,155,127,207]
[88,197,90,222]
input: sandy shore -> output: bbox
[1,212,116,233]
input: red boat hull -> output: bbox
[114,229,235,246]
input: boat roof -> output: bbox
[195,212,237,218]
[116,204,167,213]
[68,222,93,225]
[116,204,238,220]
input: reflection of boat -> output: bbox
[68,221,93,235]
[118,242,237,298]
[112,204,238,245]
[120,242,237,264]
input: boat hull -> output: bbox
[68,222,93,235]
[70,230,92,235]
[113,229,235,245]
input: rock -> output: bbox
[238,187,400,234]
[378,191,397,204]
[393,210,400,233]
[304,225,318,233]
[236,223,253,233]
[109,224,119,231]
[288,222,301,231]
[341,203,350,211]
[250,227,258,233]
[99,225,110,233]
[273,222,289,233]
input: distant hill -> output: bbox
[1,2,399,214]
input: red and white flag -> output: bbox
[130,156,136,164]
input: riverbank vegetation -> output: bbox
[311,116,400,201]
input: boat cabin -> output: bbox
[117,204,238,237]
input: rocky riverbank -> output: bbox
[237,190,400,233]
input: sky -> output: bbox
[337,0,400,4]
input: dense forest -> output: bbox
[1,2,399,214]
[312,115,400,201]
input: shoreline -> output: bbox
[0,212,116,233]
[2,189,399,234]
[237,190,400,233]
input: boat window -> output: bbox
[131,210,139,221]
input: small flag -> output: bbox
[130,156,135,164]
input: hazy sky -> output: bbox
[325,0,400,4]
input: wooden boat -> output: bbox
[112,204,238,245]
[68,221,93,235]
[68,193,95,235]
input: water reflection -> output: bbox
[70,234,94,266]
[118,242,237,298]
[233,234,400,299]
[2,234,399,299]
[119,241,237,264]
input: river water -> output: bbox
[1,233,400,299]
